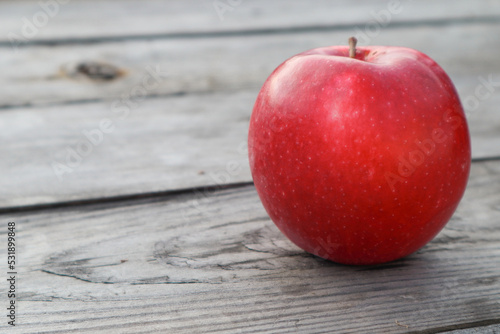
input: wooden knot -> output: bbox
[63,61,126,81]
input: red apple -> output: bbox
[248,38,471,265]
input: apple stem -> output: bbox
[349,37,357,58]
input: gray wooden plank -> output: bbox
[0,85,498,210]
[2,21,500,108]
[0,0,499,44]
[0,90,254,208]
[1,159,499,333]
[442,324,500,333]
[1,21,499,208]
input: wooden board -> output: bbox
[1,18,500,209]
[1,1,499,333]
[0,90,254,209]
[2,158,499,333]
[1,0,499,44]
[443,324,500,334]
[1,86,499,210]
[1,22,500,108]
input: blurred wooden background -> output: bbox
[0,1,499,333]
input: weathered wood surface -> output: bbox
[2,22,500,108]
[0,87,498,210]
[0,91,253,209]
[1,0,499,44]
[445,324,500,334]
[1,159,499,333]
[1,21,500,209]
[1,0,500,333]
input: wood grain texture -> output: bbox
[2,22,500,108]
[0,90,254,209]
[1,159,499,333]
[1,1,499,333]
[0,86,499,210]
[1,21,500,209]
[1,0,499,44]
[442,324,500,334]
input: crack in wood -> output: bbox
[40,269,210,285]
[406,318,500,334]
[1,16,499,48]
[0,182,254,214]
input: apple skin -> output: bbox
[248,44,471,265]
